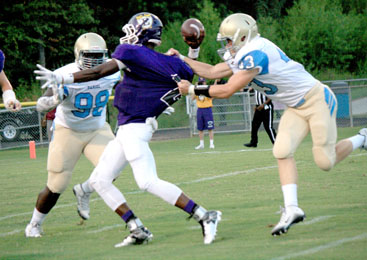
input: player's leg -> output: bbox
[208,129,215,149]
[196,109,205,149]
[245,109,261,147]
[310,84,366,168]
[73,123,115,220]
[88,126,152,246]
[25,125,84,237]
[124,123,221,244]
[271,108,309,236]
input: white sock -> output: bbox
[199,140,204,146]
[30,208,47,225]
[81,179,94,193]
[210,139,214,146]
[348,135,365,150]
[282,184,298,207]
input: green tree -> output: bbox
[0,0,96,99]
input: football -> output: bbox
[181,18,205,49]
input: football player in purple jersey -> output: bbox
[0,49,21,112]
[34,12,221,247]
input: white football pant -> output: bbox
[90,123,183,211]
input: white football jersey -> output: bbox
[54,62,121,132]
[228,36,317,107]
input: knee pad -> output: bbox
[136,176,156,191]
[47,171,72,193]
[312,146,335,171]
[89,169,113,194]
[273,133,294,159]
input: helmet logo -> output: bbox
[135,14,153,29]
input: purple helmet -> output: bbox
[120,12,163,46]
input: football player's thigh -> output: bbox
[308,97,337,169]
[273,108,309,159]
[84,123,115,166]
[47,124,84,192]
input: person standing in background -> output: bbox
[195,77,215,149]
[244,88,276,147]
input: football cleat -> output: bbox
[73,184,91,220]
[25,222,43,238]
[358,128,367,150]
[199,210,222,244]
[114,227,153,247]
[271,206,305,236]
[195,144,204,150]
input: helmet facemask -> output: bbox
[77,49,108,70]
[74,33,108,70]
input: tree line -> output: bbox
[0,0,366,100]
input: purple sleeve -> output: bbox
[0,50,5,73]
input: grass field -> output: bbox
[0,127,366,260]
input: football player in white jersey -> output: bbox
[25,32,121,238]
[171,13,367,236]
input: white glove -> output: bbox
[34,64,74,89]
[162,106,175,115]
[145,117,158,132]
[51,83,64,103]
[2,89,21,112]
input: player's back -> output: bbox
[112,44,193,125]
[54,63,121,131]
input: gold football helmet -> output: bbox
[74,32,108,70]
[217,13,259,60]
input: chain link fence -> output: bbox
[0,106,47,150]
[1,79,366,150]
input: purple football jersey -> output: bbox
[0,50,5,73]
[112,44,194,125]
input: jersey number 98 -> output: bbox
[72,90,110,118]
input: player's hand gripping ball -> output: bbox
[181,18,205,49]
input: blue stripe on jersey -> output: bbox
[324,87,337,116]
[238,50,269,75]
[277,48,290,62]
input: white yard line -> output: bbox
[300,215,334,225]
[270,233,367,260]
[87,224,124,234]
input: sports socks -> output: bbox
[183,200,197,214]
[348,134,365,150]
[210,139,214,146]
[281,184,298,207]
[121,210,135,223]
[30,208,47,225]
[81,179,94,193]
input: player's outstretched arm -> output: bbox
[178,69,258,99]
[35,59,124,87]
[167,48,232,80]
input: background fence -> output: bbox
[1,79,366,150]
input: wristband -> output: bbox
[194,84,211,98]
[188,47,200,59]
[2,89,16,104]
[62,73,74,84]
[179,54,186,61]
